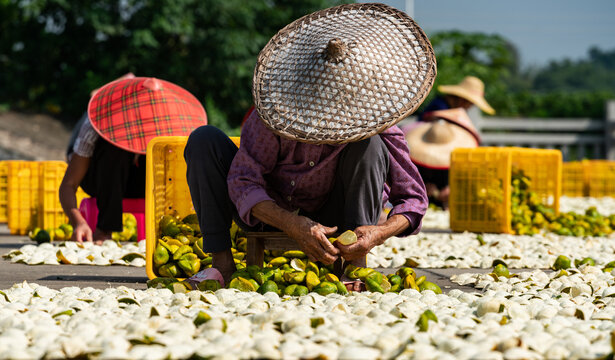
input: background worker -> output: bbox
[60,77,208,243]
[418,76,495,121]
[404,108,481,209]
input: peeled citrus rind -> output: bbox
[336,230,357,245]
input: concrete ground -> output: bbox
[0,224,494,293]
[0,225,149,290]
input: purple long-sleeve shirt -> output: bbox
[227,111,428,237]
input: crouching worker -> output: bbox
[184,3,435,284]
[404,108,481,210]
[60,77,207,243]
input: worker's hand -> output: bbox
[425,183,440,199]
[439,186,450,210]
[72,221,93,243]
[335,225,381,261]
[425,183,450,210]
[285,216,339,264]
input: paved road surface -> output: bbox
[0,225,148,290]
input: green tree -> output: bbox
[0,0,351,130]
[3,3,614,123]
[508,47,615,118]
[533,47,615,93]
[419,31,520,115]
[419,31,615,118]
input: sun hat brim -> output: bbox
[437,84,495,115]
[422,107,481,143]
[253,3,437,144]
[405,121,478,169]
[88,77,207,154]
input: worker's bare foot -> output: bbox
[212,249,237,284]
[93,229,113,244]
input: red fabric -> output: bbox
[88,77,207,154]
[241,105,255,127]
[79,198,146,241]
[411,159,451,171]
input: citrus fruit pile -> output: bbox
[111,213,139,242]
[28,224,73,243]
[155,214,206,278]
[223,263,442,296]
[153,213,442,295]
[150,259,441,297]
[27,213,138,244]
[511,168,615,236]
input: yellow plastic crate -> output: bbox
[560,160,615,198]
[0,161,8,223]
[586,160,615,197]
[561,161,588,197]
[449,147,562,234]
[7,161,41,235]
[38,161,69,231]
[146,135,241,279]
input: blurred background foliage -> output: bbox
[428,31,615,119]
[1,0,614,134]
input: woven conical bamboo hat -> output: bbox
[253,3,437,144]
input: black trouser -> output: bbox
[184,125,389,253]
[79,138,146,232]
[416,164,449,208]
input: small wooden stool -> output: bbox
[246,232,299,266]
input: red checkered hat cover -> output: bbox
[88,77,207,154]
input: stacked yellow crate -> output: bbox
[586,160,615,197]
[561,160,615,198]
[7,161,41,235]
[449,147,562,234]
[561,161,588,197]
[38,161,69,231]
[4,160,90,235]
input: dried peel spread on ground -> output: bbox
[5,196,615,269]
[368,231,615,269]
[559,196,615,216]
[2,197,615,359]
[2,240,146,267]
[7,229,615,270]
[369,196,615,269]
[1,269,615,360]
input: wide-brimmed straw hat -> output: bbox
[438,76,495,115]
[422,108,481,143]
[88,77,207,154]
[405,110,479,169]
[253,3,437,144]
